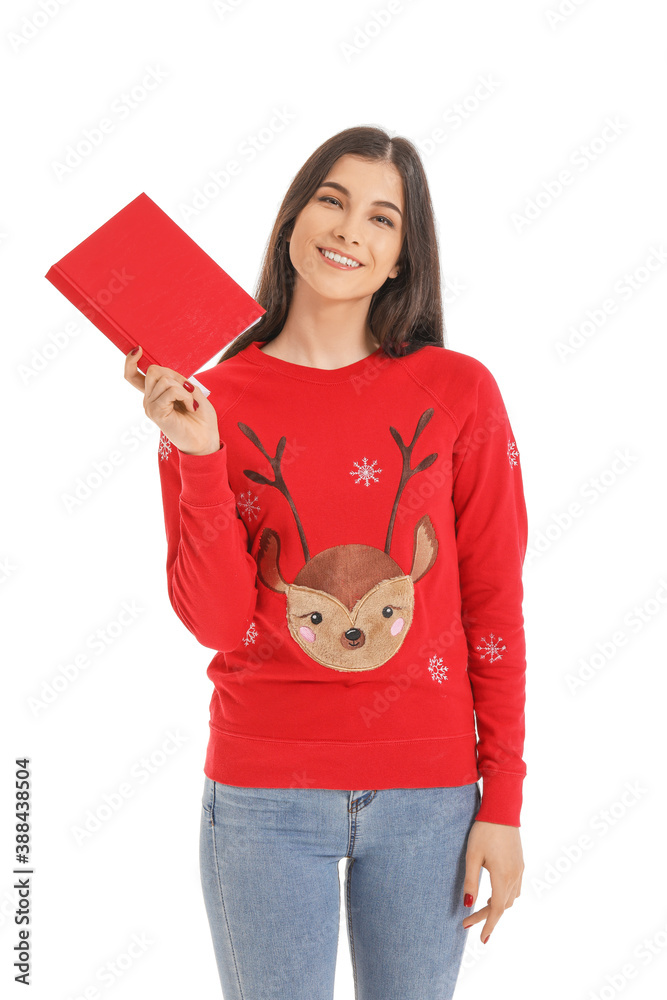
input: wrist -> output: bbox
[181,440,221,457]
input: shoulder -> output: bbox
[398,344,501,425]
[401,344,494,380]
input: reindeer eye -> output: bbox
[310,612,323,625]
[382,606,394,618]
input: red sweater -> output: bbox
[157,339,528,826]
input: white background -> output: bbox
[2,0,666,997]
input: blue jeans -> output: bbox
[199,778,482,1000]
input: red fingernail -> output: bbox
[464,893,473,907]
[193,400,199,411]
[183,380,194,392]
[130,346,139,355]
[483,935,490,944]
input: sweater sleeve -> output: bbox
[451,365,528,827]
[157,430,258,652]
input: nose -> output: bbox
[335,221,362,245]
[341,627,365,650]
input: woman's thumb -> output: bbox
[463,867,480,908]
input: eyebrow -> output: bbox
[316,181,403,220]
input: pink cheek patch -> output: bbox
[390,618,404,637]
[299,626,316,643]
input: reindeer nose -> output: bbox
[344,627,364,645]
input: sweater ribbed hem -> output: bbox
[204,726,479,791]
[204,727,524,826]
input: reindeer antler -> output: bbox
[385,408,437,554]
[238,422,311,562]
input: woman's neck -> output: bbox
[259,325,380,369]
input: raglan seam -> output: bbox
[197,362,268,423]
[395,356,463,436]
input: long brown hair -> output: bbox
[215,125,446,364]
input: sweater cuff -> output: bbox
[475,771,525,827]
[177,440,237,507]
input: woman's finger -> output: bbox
[146,373,199,418]
[477,876,516,944]
[141,358,201,409]
[462,896,490,930]
[462,907,488,930]
[123,345,146,392]
[125,346,201,414]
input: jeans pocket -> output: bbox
[202,775,216,819]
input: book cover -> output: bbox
[45,192,265,380]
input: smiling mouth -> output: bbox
[317,246,363,268]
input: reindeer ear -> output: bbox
[410,515,438,584]
[257,528,289,594]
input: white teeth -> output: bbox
[320,248,360,267]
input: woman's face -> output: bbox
[286,153,404,302]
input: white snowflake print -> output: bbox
[475,634,506,662]
[350,456,382,487]
[238,490,261,521]
[507,439,519,468]
[428,654,449,684]
[242,621,258,645]
[158,431,172,461]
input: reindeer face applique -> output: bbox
[239,409,439,673]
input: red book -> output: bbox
[44,192,265,380]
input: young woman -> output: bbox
[125,125,527,1000]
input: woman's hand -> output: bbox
[461,820,524,944]
[124,345,220,456]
